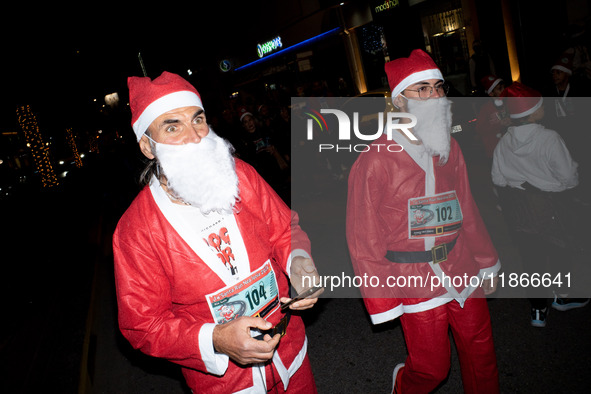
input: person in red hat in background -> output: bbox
[113,71,321,393]
[347,49,501,393]
[543,52,581,127]
[492,82,586,327]
[543,52,585,119]
[542,52,590,172]
[475,75,512,159]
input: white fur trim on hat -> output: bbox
[392,69,444,100]
[132,90,203,141]
[509,97,544,119]
[487,78,502,94]
[240,111,253,122]
[551,65,573,75]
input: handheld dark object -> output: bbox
[280,286,324,311]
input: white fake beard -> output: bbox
[407,97,453,165]
[154,129,239,215]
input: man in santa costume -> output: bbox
[346,49,501,393]
[113,71,320,393]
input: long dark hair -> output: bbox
[139,131,161,186]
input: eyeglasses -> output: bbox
[404,83,450,100]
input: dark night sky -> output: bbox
[1,3,270,132]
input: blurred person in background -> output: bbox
[492,82,586,328]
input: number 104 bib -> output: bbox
[206,260,280,324]
[408,191,463,238]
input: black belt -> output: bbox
[385,238,457,264]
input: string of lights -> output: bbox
[65,128,83,168]
[16,105,59,188]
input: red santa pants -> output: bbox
[397,296,499,393]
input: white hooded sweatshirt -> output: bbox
[491,123,578,192]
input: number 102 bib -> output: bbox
[408,191,463,239]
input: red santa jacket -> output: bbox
[346,134,500,324]
[113,159,311,392]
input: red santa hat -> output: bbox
[551,52,574,75]
[384,49,444,99]
[480,74,503,94]
[128,71,203,141]
[500,82,543,119]
[238,106,253,123]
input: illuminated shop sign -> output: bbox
[374,0,400,13]
[257,36,283,58]
[219,59,232,72]
[236,28,340,72]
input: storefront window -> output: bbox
[421,8,469,75]
[358,22,391,91]
[419,2,471,95]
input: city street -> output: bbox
[1,130,590,393]
[2,1,591,393]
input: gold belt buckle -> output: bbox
[275,315,287,336]
[273,315,289,337]
[431,244,448,264]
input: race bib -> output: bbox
[206,260,280,324]
[408,191,463,239]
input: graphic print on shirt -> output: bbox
[204,226,237,276]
